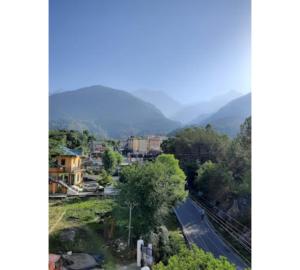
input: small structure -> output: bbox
[49,254,63,270]
[90,141,107,158]
[49,147,84,194]
[137,239,154,268]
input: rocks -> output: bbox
[59,228,78,242]
[62,253,99,270]
[113,238,127,253]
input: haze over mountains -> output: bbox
[132,89,183,118]
[194,93,251,137]
[173,90,242,124]
[130,89,243,124]
[49,85,180,138]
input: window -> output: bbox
[61,159,66,166]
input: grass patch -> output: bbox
[49,198,117,269]
[49,198,115,232]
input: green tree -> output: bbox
[161,127,230,185]
[102,149,121,174]
[195,161,234,202]
[149,227,186,264]
[96,169,113,186]
[49,129,96,163]
[156,154,187,205]
[116,155,187,239]
[153,245,237,270]
[226,117,251,195]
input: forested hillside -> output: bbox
[49,85,181,138]
[195,93,251,137]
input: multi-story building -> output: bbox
[127,136,140,153]
[138,138,149,154]
[49,147,84,194]
[148,136,165,153]
[126,136,167,155]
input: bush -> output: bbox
[97,170,113,186]
[149,227,186,264]
[153,244,237,270]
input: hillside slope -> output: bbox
[198,93,251,137]
[49,85,181,138]
[172,90,242,124]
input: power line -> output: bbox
[197,201,251,247]
[191,199,251,251]
[204,215,252,267]
[190,198,251,248]
[196,201,251,250]
[198,196,251,233]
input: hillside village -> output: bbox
[49,119,251,270]
[48,2,251,269]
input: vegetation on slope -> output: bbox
[49,85,180,138]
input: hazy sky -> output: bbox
[50,0,251,104]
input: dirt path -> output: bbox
[49,210,66,234]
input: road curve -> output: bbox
[174,197,249,270]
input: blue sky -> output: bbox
[49,0,251,104]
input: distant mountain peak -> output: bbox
[195,93,251,137]
[171,90,243,124]
[132,89,183,118]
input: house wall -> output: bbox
[49,155,84,194]
[138,139,148,153]
[57,156,81,171]
[148,137,162,152]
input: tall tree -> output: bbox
[226,117,251,194]
[117,154,187,238]
[102,149,118,174]
[195,161,234,202]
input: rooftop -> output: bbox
[59,146,82,157]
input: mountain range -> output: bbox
[49,85,181,138]
[172,90,242,124]
[194,93,251,137]
[49,85,250,138]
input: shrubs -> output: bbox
[149,226,186,265]
[153,244,237,270]
[97,170,113,186]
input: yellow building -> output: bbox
[127,136,140,153]
[49,147,84,194]
[127,136,166,154]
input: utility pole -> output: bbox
[125,201,137,247]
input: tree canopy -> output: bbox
[161,118,251,227]
[49,129,95,165]
[162,126,230,185]
[153,245,237,270]
[195,161,234,202]
[116,154,187,238]
[102,148,122,174]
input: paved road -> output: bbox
[174,197,249,270]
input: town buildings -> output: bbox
[49,147,84,194]
[125,135,167,155]
[89,141,107,158]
